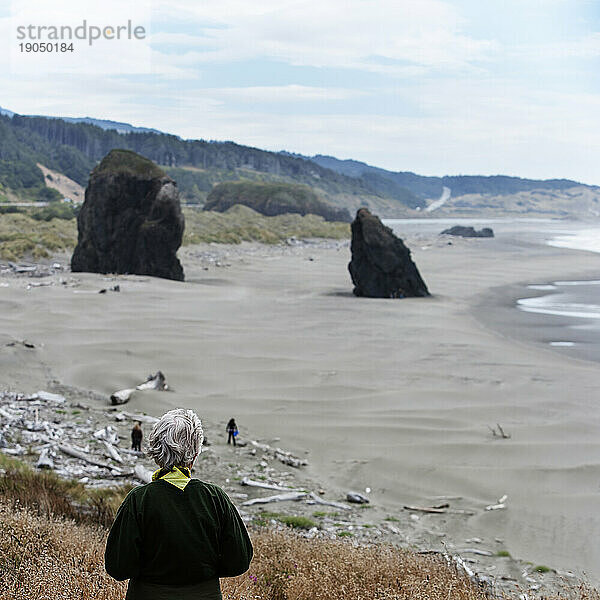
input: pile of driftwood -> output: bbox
[0,390,158,487]
[249,440,308,468]
[1,262,64,278]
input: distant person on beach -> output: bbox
[131,421,143,452]
[226,418,238,446]
[105,408,253,599]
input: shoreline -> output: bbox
[1,233,600,592]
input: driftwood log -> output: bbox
[241,477,303,493]
[404,504,448,514]
[94,425,119,445]
[36,448,54,470]
[242,492,307,506]
[110,389,136,406]
[308,492,352,511]
[110,372,169,405]
[134,464,153,484]
[59,443,121,473]
[136,371,168,391]
[103,441,124,464]
[347,491,369,504]
[485,494,507,511]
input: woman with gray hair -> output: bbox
[105,408,253,599]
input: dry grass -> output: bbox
[0,501,488,600]
[223,529,491,600]
[0,501,127,600]
[0,212,77,261]
[183,205,350,245]
[0,455,130,528]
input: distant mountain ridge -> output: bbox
[1,106,598,218]
[56,116,163,135]
[0,106,160,135]
[307,154,587,199]
[0,110,408,214]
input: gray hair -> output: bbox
[147,409,203,469]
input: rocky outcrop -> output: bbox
[204,181,352,223]
[348,208,429,298]
[440,225,494,238]
[71,150,185,281]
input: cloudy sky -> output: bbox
[1,0,599,184]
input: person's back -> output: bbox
[105,409,253,600]
[226,418,238,446]
[131,422,143,451]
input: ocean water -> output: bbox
[517,227,600,359]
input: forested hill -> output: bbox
[308,154,585,200]
[0,113,421,213]
[1,109,597,217]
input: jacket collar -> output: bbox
[152,466,191,490]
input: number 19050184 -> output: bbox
[19,42,74,52]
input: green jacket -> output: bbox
[105,467,253,595]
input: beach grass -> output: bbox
[182,205,350,245]
[0,204,349,261]
[0,212,77,261]
[0,455,130,528]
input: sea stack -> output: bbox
[440,225,494,238]
[71,150,185,281]
[348,208,429,298]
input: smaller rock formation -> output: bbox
[348,208,429,298]
[440,225,494,238]
[71,150,185,281]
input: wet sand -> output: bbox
[1,230,600,582]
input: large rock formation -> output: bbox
[440,225,494,238]
[71,150,185,281]
[348,208,429,298]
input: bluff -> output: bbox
[204,181,351,222]
[71,150,185,281]
[348,208,429,298]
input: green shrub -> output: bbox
[534,565,551,573]
[30,202,78,221]
[277,516,317,530]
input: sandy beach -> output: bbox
[1,223,600,585]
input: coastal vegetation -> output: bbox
[0,211,77,261]
[204,181,351,222]
[184,205,349,244]
[0,204,349,261]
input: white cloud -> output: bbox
[150,0,497,74]
[208,85,366,102]
[515,32,600,60]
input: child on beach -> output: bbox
[131,421,143,452]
